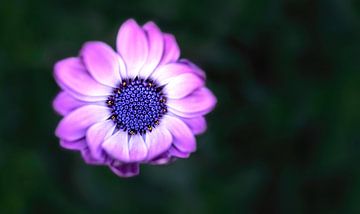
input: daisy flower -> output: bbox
[53,19,217,177]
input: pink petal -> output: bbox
[102,130,130,162]
[162,115,196,153]
[149,156,174,165]
[81,146,107,165]
[144,125,172,161]
[55,105,110,141]
[159,33,180,65]
[168,146,190,158]
[56,82,107,102]
[110,161,140,177]
[53,91,86,116]
[117,54,128,80]
[59,139,87,151]
[181,116,207,135]
[167,87,217,118]
[116,19,148,78]
[167,108,203,118]
[138,21,164,79]
[86,120,116,160]
[150,63,193,85]
[128,134,148,162]
[81,41,121,87]
[164,73,204,99]
[54,57,112,101]
[179,59,206,80]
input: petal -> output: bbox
[54,57,113,101]
[86,120,116,160]
[138,21,164,79]
[162,115,196,153]
[102,130,130,162]
[55,105,110,141]
[164,73,204,99]
[117,54,128,80]
[128,134,148,162]
[116,19,148,78]
[109,161,140,177]
[150,63,193,85]
[149,155,174,165]
[168,146,190,158]
[81,41,121,87]
[81,146,107,165]
[56,82,108,102]
[53,91,86,116]
[59,139,87,151]
[179,59,206,80]
[159,33,180,65]
[144,125,172,161]
[181,116,207,135]
[167,87,217,118]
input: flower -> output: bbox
[53,19,217,177]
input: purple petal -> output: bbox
[181,116,207,135]
[150,63,193,85]
[168,146,190,158]
[53,91,86,116]
[138,21,164,79]
[109,161,140,177]
[81,41,121,87]
[159,33,180,65]
[117,54,128,80]
[81,146,107,165]
[128,134,148,162]
[86,120,116,160]
[56,83,107,102]
[55,105,110,141]
[167,87,217,118]
[167,108,205,118]
[164,73,204,99]
[59,139,87,151]
[144,125,172,161]
[102,130,130,162]
[149,155,174,165]
[162,115,196,153]
[54,57,113,101]
[179,59,206,80]
[116,19,148,78]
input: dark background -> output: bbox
[0,0,359,213]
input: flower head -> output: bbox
[53,19,216,177]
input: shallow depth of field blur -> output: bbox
[0,0,359,213]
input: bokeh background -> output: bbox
[0,0,359,213]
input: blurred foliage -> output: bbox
[0,0,360,213]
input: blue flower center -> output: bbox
[106,78,167,135]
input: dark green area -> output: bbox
[0,0,359,213]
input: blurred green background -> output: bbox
[0,0,360,213]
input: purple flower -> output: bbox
[53,19,217,177]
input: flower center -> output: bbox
[106,77,167,135]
